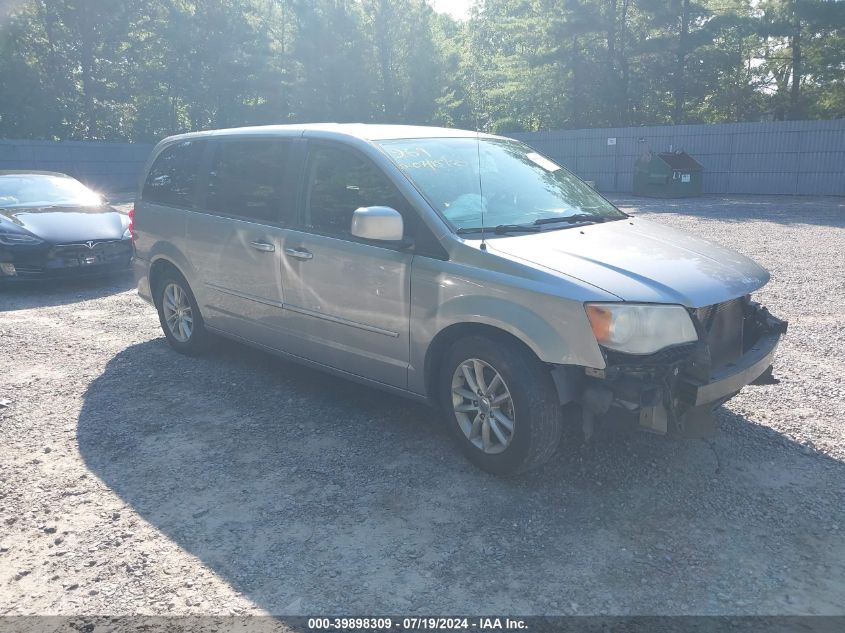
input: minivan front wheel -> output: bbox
[451,358,516,454]
[441,335,563,475]
[155,272,208,355]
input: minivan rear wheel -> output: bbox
[440,335,563,475]
[155,272,208,355]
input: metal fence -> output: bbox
[511,119,845,196]
[3,119,845,196]
[0,139,154,192]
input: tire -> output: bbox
[155,271,209,355]
[439,335,563,475]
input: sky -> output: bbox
[429,0,473,21]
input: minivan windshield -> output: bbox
[379,138,624,232]
[0,174,102,209]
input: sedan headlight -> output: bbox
[584,303,698,355]
[0,230,43,246]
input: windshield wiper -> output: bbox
[533,214,610,226]
[493,223,542,234]
[456,224,542,235]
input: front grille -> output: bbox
[695,297,746,368]
[695,298,743,326]
[52,240,127,256]
[49,240,131,268]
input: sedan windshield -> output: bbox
[0,174,102,209]
[379,138,624,232]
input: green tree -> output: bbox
[361,0,442,123]
[1,0,843,141]
[758,0,845,120]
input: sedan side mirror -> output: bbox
[351,206,404,242]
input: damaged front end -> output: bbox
[563,296,787,439]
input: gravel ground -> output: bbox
[0,195,843,617]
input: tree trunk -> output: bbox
[79,23,98,139]
[606,0,617,61]
[375,0,395,120]
[788,0,803,119]
[606,0,618,125]
[34,0,66,135]
[673,0,690,124]
[618,0,631,125]
[571,36,582,128]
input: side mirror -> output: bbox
[351,206,404,242]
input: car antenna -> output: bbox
[473,65,487,251]
[476,127,486,251]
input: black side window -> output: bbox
[304,145,412,238]
[206,139,290,222]
[142,140,204,208]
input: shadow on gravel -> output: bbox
[610,195,845,229]
[78,339,845,615]
[0,271,134,312]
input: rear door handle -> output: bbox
[284,247,314,260]
[250,241,275,252]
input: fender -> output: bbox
[408,287,607,396]
[145,244,199,306]
[435,294,570,363]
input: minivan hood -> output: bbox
[0,205,128,243]
[487,218,769,308]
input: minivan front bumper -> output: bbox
[570,298,787,438]
[680,321,784,407]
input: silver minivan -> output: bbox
[133,124,786,474]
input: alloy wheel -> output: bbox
[451,358,516,454]
[162,282,193,343]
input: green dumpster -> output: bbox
[633,151,703,197]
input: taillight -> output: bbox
[128,206,135,240]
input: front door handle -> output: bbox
[284,247,314,261]
[250,240,275,252]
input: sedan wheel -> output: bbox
[451,358,516,454]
